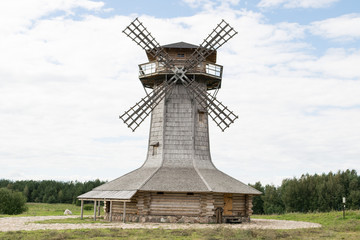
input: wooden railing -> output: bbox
[138,60,223,78]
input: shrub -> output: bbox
[84,205,93,211]
[0,188,28,215]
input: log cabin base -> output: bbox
[100,192,253,224]
[104,213,250,224]
[105,213,216,223]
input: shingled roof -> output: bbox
[162,41,199,49]
[78,164,261,200]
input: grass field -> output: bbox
[1,203,360,239]
[0,202,94,217]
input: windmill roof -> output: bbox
[77,190,136,200]
[162,41,199,49]
[78,165,261,200]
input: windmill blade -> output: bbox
[119,75,178,131]
[123,18,173,68]
[190,81,238,132]
[184,20,237,71]
[174,73,238,131]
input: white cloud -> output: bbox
[0,0,104,35]
[0,0,359,186]
[182,0,215,8]
[182,0,240,11]
[258,0,340,8]
[289,48,360,79]
[310,14,360,41]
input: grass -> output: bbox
[34,217,108,224]
[1,203,360,239]
[252,209,360,228]
[0,202,94,218]
[0,227,300,240]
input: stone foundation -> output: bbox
[105,213,251,223]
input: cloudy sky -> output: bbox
[1,0,359,186]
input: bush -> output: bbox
[84,205,93,211]
[0,188,28,215]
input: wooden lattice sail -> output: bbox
[78,18,261,223]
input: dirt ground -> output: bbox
[0,216,321,232]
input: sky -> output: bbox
[0,0,360,186]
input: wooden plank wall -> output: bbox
[137,191,151,215]
[106,192,253,218]
[246,195,253,216]
[111,198,138,215]
[232,194,253,217]
[232,194,245,216]
[213,193,224,209]
[149,192,201,216]
[200,193,215,216]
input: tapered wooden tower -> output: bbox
[78,18,261,223]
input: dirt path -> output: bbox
[0,216,321,232]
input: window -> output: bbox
[153,146,158,155]
[150,142,159,156]
[177,53,185,58]
[198,110,206,123]
[157,192,164,195]
[187,192,194,195]
[105,201,110,213]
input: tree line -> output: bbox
[250,169,360,214]
[1,169,359,214]
[0,179,104,205]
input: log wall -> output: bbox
[149,192,201,216]
[109,197,138,215]
[105,192,254,219]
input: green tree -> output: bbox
[249,181,264,214]
[0,188,28,215]
[262,184,284,214]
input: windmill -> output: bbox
[78,18,261,224]
[120,18,238,132]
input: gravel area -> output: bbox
[0,216,321,232]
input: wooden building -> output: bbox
[78,19,261,224]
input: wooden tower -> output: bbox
[78,18,261,223]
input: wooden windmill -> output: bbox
[120,18,238,132]
[78,18,261,224]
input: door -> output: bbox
[223,193,233,215]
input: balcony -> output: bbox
[138,60,223,79]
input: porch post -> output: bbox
[123,201,126,223]
[244,195,248,217]
[109,201,113,222]
[98,201,101,216]
[93,200,97,221]
[80,200,84,220]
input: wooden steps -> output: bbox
[224,216,242,224]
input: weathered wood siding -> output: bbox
[137,191,151,215]
[105,192,253,218]
[232,194,245,216]
[149,192,201,216]
[247,195,253,216]
[110,198,138,215]
[213,193,224,209]
[200,193,214,216]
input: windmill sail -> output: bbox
[122,18,239,131]
[174,73,238,131]
[184,20,237,71]
[121,18,179,130]
[123,18,173,68]
[120,76,178,131]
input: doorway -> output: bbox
[223,193,233,215]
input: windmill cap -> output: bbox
[161,41,199,49]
